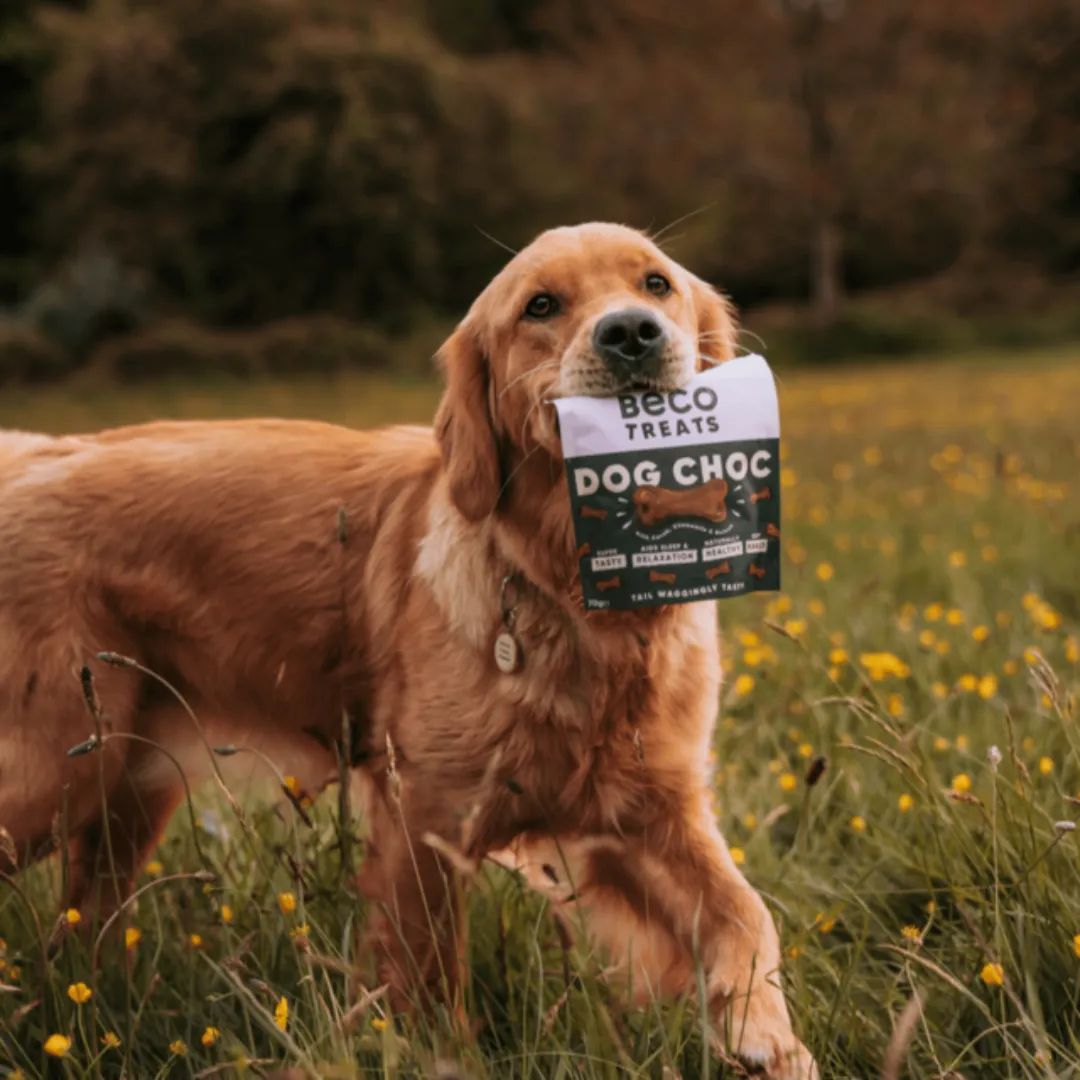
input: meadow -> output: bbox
[1,343,1079,1080]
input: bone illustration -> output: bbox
[748,563,766,579]
[648,569,677,585]
[705,562,732,579]
[595,575,622,592]
[750,487,772,504]
[632,477,729,528]
[580,505,608,521]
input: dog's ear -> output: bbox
[434,320,502,522]
[688,273,738,368]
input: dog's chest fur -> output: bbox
[396,500,721,851]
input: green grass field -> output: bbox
[2,344,1080,1080]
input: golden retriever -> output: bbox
[0,223,815,1078]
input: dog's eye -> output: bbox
[644,273,671,297]
[523,293,560,320]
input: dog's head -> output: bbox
[434,222,737,522]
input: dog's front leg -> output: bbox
[356,778,468,1021]
[524,795,816,1080]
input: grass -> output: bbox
[2,342,1080,1079]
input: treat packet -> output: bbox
[553,353,781,611]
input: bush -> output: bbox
[22,245,146,355]
[748,306,974,366]
[0,318,68,384]
[91,317,392,381]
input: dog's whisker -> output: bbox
[474,225,518,257]
[650,203,717,245]
[499,361,560,402]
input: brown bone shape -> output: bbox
[748,563,766,579]
[580,505,608,521]
[595,575,622,592]
[705,562,732,579]
[649,569,677,585]
[633,478,728,527]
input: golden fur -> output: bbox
[0,224,815,1078]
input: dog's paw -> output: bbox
[713,981,818,1080]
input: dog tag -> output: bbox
[494,632,521,674]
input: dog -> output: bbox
[0,223,815,1078]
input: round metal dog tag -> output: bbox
[494,632,521,673]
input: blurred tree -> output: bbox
[31,0,545,326]
[9,0,1077,361]
[0,0,42,303]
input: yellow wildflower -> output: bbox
[67,982,92,1004]
[898,793,914,813]
[957,674,978,692]
[779,773,798,792]
[980,963,1004,987]
[220,905,233,924]
[946,608,964,625]
[783,618,807,638]
[924,603,944,622]
[952,773,972,793]
[739,631,761,648]
[955,734,970,752]
[850,816,867,833]
[808,599,825,617]
[933,736,951,752]
[972,625,989,642]
[743,812,757,829]
[918,629,936,648]
[1074,934,1080,958]
[101,1032,121,1050]
[274,996,289,1031]
[948,551,967,569]
[730,847,746,866]
[201,1027,221,1047]
[978,675,998,699]
[815,914,836,934]
[864,445,883,465]
[829,648,848,665]
[1024,646,1041,665]
[859,652,910,680]
[145,860,163,875]
[65,908,81,927]
[931,683,948,699]
[1039,757,1054,775]
[125,927,141,950]
[170,1040,188,1056]
[277,892,297,915]
[44,1035,71,1058]
[734,673,755,696]
[372,1016,388,1032]
[1003,659,1019,675]
[887,694,904,717]
[816,562,834,582]
[798,743,813,759]
[981,544,998,562]
[901,925,922,942]
[189,934,202,948]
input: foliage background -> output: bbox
[1,0,1079,381]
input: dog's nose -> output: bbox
[593,309,666,375]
